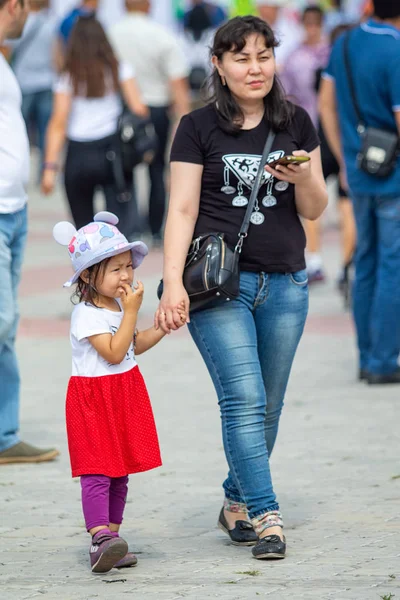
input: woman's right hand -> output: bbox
[155,282,190,334]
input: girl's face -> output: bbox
[96,251,134,299]
[213,33,276,106]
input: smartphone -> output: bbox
[268,155,311,168]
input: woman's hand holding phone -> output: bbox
[265,150,312,186]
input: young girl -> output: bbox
[53,211,186,573]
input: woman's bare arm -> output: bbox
[293,147,328,221]
[155,161,203,333]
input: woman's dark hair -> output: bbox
[64,16,119,98]
[207,16,294,134]
[72,257,112,305]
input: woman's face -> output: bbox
[213,33,276,105]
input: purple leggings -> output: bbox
[81,474,129,531]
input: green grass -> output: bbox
[236,570,261,576]
[380,594,395,600]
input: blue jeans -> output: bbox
[188,270,308,518]
[21,89,53,168]
[0,206,28,452]
[352,194,400,375]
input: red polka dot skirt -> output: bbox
[66,366,162,478]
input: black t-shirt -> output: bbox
[170,103,319,273]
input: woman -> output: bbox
[156,16,327,560]
[41,16,147,238]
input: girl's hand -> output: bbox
[264,150,312,186]
[119,281,144,314]
[155,282,190,334]
[41,169,57,195]
[176,301,188,329]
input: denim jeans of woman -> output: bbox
[188,270,308,520]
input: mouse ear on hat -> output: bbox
[53,221,77,246]
[94,211,119,226]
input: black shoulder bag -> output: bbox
[157,130,276,313]
[343,32,399,178]
[107,108,159,203]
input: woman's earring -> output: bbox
[221,75,227,87]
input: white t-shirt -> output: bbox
[0,55,29,214]
[109,13,189,107]
[54,62,134,142]
[70,301,137,378]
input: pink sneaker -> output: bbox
[90,530,128,573]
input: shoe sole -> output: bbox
[0,449,60,465]
[115,559,138,569]
[253,552,286,560]
[92,539,129,573]
[218,522,257,547]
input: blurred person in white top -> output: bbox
[42,16,147,239]
[109,0,190,245]
[0,0,59,465]
[5,0,58,176]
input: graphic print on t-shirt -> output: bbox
[222,150,285,214]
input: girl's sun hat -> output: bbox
[53,211,149,288]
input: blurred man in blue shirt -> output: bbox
[319,0,400,384]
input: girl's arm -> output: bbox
[155,162,203,334]
[136,302,186,355]
[41,91,71,195]
[135,327,165,356]
[120,77,149,118]
[88,283,143,364]
[265,147,328,221]
[89,311,138,365]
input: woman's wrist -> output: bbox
[163,276,184,285]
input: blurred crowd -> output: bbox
[1,0,369,251]
[0,0,399,469]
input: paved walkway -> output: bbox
[1,177,399,600]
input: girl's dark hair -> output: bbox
[64,16,119,98]
[72,258,112,306]
[207,16,294,134]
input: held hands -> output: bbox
[119,281,144,314]
[155,282,190,334]
[265,150,312,186]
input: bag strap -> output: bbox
[343,31,366,133]
[236,129,276,252]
